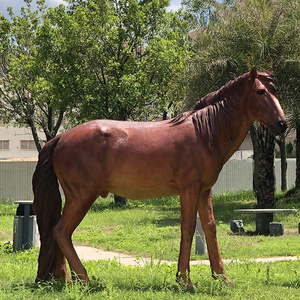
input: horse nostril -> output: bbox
[277,121,287,133]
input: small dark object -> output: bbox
[230,220,244,233]
[13,201,39,251]
[298,222,300,234]
[269,222,284,236]
[114,194,127,206]
[234,209,298,235]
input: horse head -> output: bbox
[246,66,287,135]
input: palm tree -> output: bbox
[183,0,300,212]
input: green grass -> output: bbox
[1,190,300,299]
[72,190,300,261]
[0,200,16,243]
[1,243,300,299]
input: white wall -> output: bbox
[0,126,45,159]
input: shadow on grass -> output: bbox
[90,196,181,213]
[275,188,300,206]
[8,281,65,294]
[278,279,300,289]
[214,201,256,224]
[86,190,299,235]
[10,277,183,297]
[89,192,257,230]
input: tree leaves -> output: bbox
[0,0,190,150]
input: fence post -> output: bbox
[195,213,207,255]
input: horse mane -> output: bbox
[169,72,250,149]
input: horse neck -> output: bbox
[192,83,253,164]
[218,108,253,163]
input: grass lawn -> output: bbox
[0,190,300,299]
[72,190,300,261]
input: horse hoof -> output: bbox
[176,273,196,293]
[225,278,234,286]
[185,282,196,293]
[178,281,196,293]
[212,273,234,286]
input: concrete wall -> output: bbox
[0,159,297,201]
[0,161,37,200]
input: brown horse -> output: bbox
[32,66,286,291]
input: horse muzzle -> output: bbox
[271,120,287,135]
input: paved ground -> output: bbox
[75,245,299,267]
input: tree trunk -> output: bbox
[296,125,300,189]
[27,118,42,152]
[251,124,276,235]
[275,133,287,191]
[250,126,259,193]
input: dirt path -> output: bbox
[75,245,299,267]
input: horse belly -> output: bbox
[109,181,179,200]
[107,164,179,200]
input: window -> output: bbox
[0,140,9,150]
[20,140,36,150]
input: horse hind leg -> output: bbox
[53,196,95,284]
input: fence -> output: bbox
[0,159,297,201]
[213,158,296,194]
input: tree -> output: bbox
[275,133,288,190]
[41,0,190,125]
[277,60,300,189]
[182,0,300,209]
[250,124,276,234]
[1,0,190,153]
[0,1,65,151]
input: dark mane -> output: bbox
[169,72,250,149]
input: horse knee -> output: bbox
[202,219,217,236]
[53,224,70,242]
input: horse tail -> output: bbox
[32,136,66,282]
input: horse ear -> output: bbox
[267,67,273,76]
[250,65,257,81]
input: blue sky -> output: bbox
[0,0,182,18]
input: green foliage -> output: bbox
[0,200,17,243]
[0,0,190,149]
[36,0,191,125]
[181,0,300,205]
[183,0,300,114]
[0,0,64,147]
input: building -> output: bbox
[0,125,45,160]
[231,132,253,159]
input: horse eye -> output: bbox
[257,89,265,95]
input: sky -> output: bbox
[0,0,183,18]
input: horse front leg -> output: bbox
[177,185,200,292]
[198,189,230,283]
